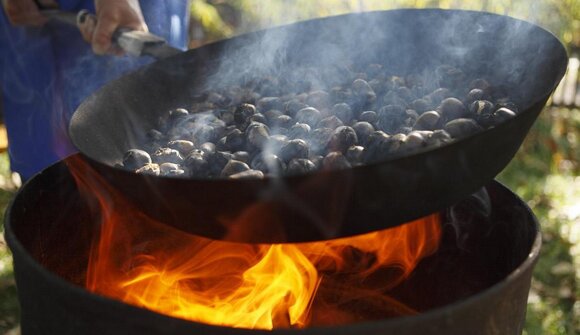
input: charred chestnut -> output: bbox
[352,79,376,109]
[352,121,375,141]
[208,151,234,175]
[152,148,183,164]
[309,127,334,155]
[285,99,308,118]
[250,153,285,174]
[246,122,270,149]
[135,163,160,176]
[233,151,251,163]
[257,97,283,112]
[332,103,354,123]
[286,158,317,175]
[167,140,195,156]
[279,139,310,162]
[470,100,495,127]
[425,129,453,147]
[466,89,487,103]
[288,123,311,140]
[306,90,331,110]
[249,113,267,124]
[266,134,289,154]
[401,131,426,151]
[234,103,256,128]
[330,126,358,153]
[159,163,185,177]
[377,105,406,133]
[295,107,322,127]
[185,149,208,178]
[192,124,217,144]
[438,98,467,121]
[318,115,344,129]
[414,111,441,131]
[229,170,264,179]
[363,131,390,162]
[225,129,246,152]
[221,160,251,177]
[427,88,452,105]
[493,107,517,123]
[444,118,483,138]
[410,98,431,114]
[123,149,152,170]
[359,111,378,124]
[345,145,365,164]
[146,129,164,142]
[167,108,189,125]
[273,115,295,129]
[323,152,351,170]
[436,65,465,89]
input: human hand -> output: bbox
[77,0,148,55]
[1,0,57,26]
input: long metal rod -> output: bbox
[41,9,78,26]
[39,10,181,59]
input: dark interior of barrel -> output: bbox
[10,161,537,323]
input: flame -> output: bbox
[67,156,441,329]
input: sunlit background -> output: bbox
[1,1,579,334]
[188,0,579,48]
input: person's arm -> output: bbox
[78,0,148,55]
[1,0,57,26]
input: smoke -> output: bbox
[187,6,564,166]
[51,20,151,159]
[145,7,564,240]
[203,6,562,101]
[67,4,567,242]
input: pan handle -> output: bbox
[40,9,182,59]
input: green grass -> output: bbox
[0,152,18,334]
[0,107,578,334]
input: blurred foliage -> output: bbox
[190,0,579,51]
[0,151,18,335]
[0,1,578,334]
[498,107,580,335]
[191,0,234,40]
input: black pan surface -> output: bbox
[69,9,567,243]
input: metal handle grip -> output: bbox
[41,10,78,26]
[39,10,180,59]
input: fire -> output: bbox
[68,156,441,330]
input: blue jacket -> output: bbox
[0,0,189,179]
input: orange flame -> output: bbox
[68,156,441,329]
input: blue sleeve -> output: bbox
[0,0,190,180]
[56,0,190,48]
